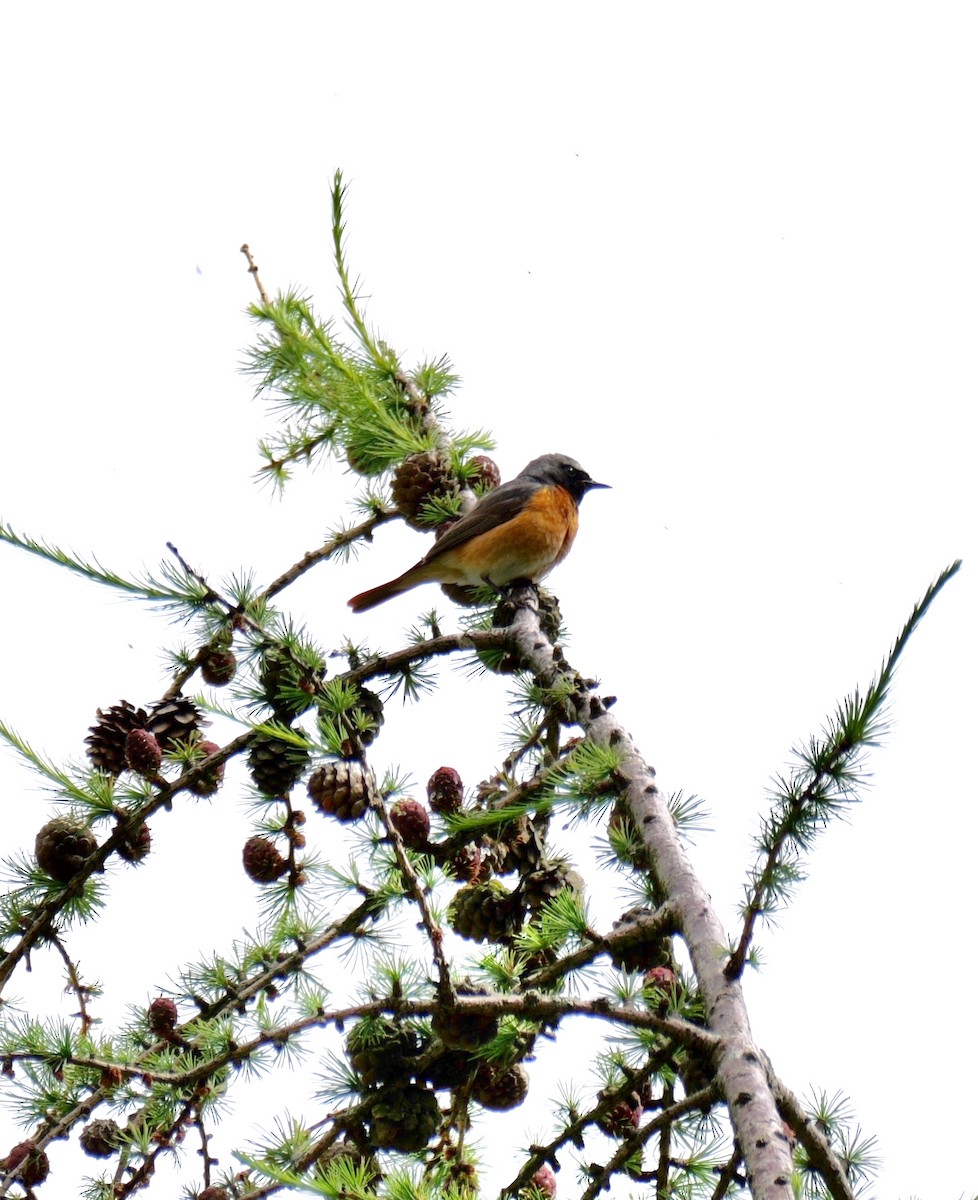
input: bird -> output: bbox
[348,453,608,613]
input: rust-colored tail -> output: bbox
[347,571,417,612]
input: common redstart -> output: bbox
[348,453,608,613]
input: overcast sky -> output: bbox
[2,4,976,1197]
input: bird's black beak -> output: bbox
[586,479,610,491]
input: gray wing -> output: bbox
[419,478,538,564]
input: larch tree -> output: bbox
[0,175,960,1200]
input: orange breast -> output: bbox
[434,486,579,587]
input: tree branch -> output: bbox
[499,584,800,1200]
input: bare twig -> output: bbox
[47,931,95,1037]
[240,243,271,305]
[261,509,398,602]
[369,790,454,999]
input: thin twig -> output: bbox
[655,1080,674,1200]
[240,243,270,305]
[47,932,95,1037]
[578,1084,717,1200]
[502,1047,679,1198]
[166,542,234,610]
[369,791,454,1000]
[261,509,398,602]
[726,559,962,981]
[710,1147,746,1199]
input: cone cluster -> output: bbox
[85,698,203,776]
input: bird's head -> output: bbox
[521,453,609,503]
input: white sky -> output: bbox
[1,3,976,1197]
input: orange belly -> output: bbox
[433,486,579,586]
